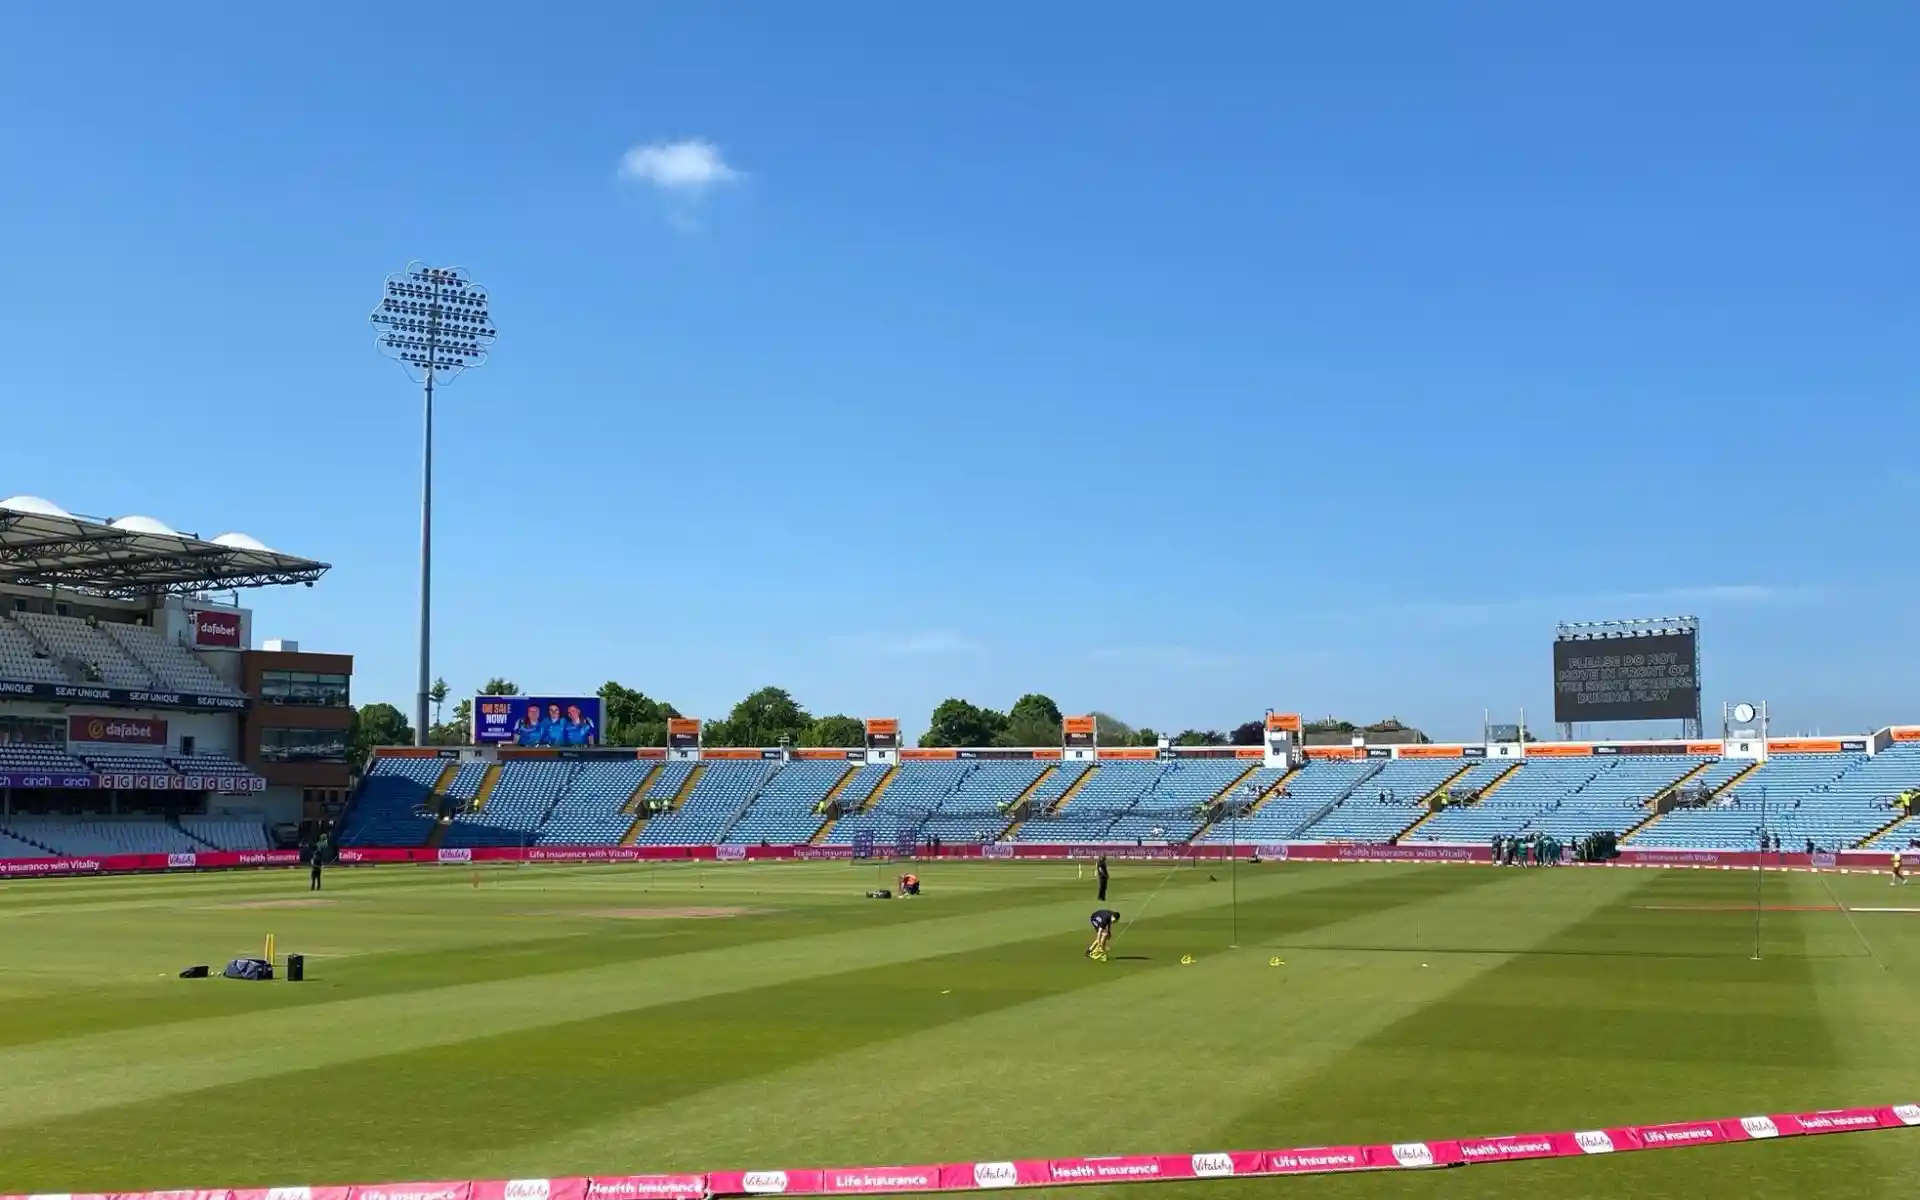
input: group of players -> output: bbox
[1490,832,1568,866]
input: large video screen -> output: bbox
[474,695,603,746]
[1553,632,1699,724]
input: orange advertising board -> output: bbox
[1030,748,1064,760]
[1767,738,1844,754]
[1308,746,1366,761]
[1098,747,1158,761]
[864,718,899,737]
[1686,742,1723,755]
[1525,743,1594,758]
[1890,728,1920,743]
[701,747,764,761]
[1063,716,1096,736]
[1265,712,1303,733]
[1397,745,1468,759]
[667,718,700,737]
[792,748,856,760]
[900,747,957,761]
[1235,746,1265,759]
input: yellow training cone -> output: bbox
[1180,954,1194,965]
[1269,957,1285,967]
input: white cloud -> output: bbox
[829,630,979,657]
[617,138,742,194]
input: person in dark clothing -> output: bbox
[1096,855,1110,901]
[309,855,323,892]
[1087,908,1120,960]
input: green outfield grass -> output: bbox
[1,859,1918,1198]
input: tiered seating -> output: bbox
[0,744,92,776]
[1693,759,1754,793]
[443,762,489,803]
[11,613,156,689]
[1203,759,1380,842]
[636,761,769,845]
[444,761,577,847]
[543,760,654,844]
[827,762,969,844]
[103,622,244,696]
[725,760,850,844]
[0,618,66,683]
[1638,748,1920,851]
[1304,758,1472,841]
[1017,762,1166,842]
[83,754,182,779]
[0,828,48,858]
[181,817,270,850]
[1108,760,1252,842]
[170,754,254,776]
[1026,762,1091,811]
[7,817,198,855]
[339,757,445,845]
[1409,756,1704,844]
[645,761,696,802]
[918,761,1049,843]
[833,764,892,810]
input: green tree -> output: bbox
[921,698,1009,747]
[349,702,414,770]
[1230,720,1264,746]
[998,692,1064,747]
[481,678,520,696]
[1093,711,1158,747]
[1173,729,1227,746]
[427,697,473,746]
[428,677,450,726]
[802,714,866,747]
[598,681,680,747]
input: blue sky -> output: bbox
[0,3,1914,740]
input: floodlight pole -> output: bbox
[417,365,434,747]
[370,263,497,749]
[1751,785,1767,961]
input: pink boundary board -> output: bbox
[17,1103,1916,1200]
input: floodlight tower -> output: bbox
[370,264,498,745]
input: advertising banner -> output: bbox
[863,719,900,751]
[1062,716,1096,750]
[68,714,168,746]
[668,718,702,753]
[474,697,603,747]
[191,609,244,648]
[1553,631,1699,724]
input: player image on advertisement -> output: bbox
[474,696,602,746]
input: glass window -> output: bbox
[0,716,64,744]
[259,671,351,707]
[259,728,349,763]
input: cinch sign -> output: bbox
[68,714,168,746]
[192,609,243,648]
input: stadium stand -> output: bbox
[0,828,48,858]
[1106,759,1253,842]
[1634,746,1920,851]
[180,817,271,851]
[0,744,92,775]
[1300,757,1472,842]
[0,616,67,683]
[11,612,157,689]
[443,761,490,803]
[101,621,244,697]
[918,760,1049,843]
[170,754,256,776]
[725,760,851,845]
[1201,758,1381,843]
[636,760,769,845]
[81,754,181,779]
[337,756,444,846]
[5,817,199,856]
[444,760,576,847]
[1407,756,1706,844]
[542,759,655,845]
